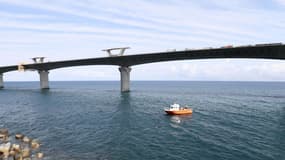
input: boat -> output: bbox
[164,103,193,115]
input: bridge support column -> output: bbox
[0,73,3,88]
[119,66,131,92]
[39,70,49,89]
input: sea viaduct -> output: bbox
[0,44,285,92]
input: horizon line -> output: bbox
[4,80,285,83]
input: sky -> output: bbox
[0,0,285,81]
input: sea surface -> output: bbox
[0,81,284,160]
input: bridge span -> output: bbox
[0,44,284,92]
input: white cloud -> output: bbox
[132,60,285,81]
[275,0,285,5]
[0,0,278,40]
[0,0,285,81]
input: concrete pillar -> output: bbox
[119,66,131,92]
[0,73,3,88]
[39,70,49,89]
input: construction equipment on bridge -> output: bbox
[102,47,130,57]
[18,62,25,71]
[32,57,45,63]
[166,49,176,52]
[221,45,233,48]
[255,43,282,46]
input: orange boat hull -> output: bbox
[165,109,193,115]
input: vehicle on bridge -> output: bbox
[255,43,282,46]
[221,45,233,48]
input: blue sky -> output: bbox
[0,0,285,81]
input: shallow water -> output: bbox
[0,81,284,160]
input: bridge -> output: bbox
[0,44,284,92]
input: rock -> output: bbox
[15,134,24,140]
[0,128,8,138]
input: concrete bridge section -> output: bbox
[0,44,285,92]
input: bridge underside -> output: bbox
[0,67,132,92]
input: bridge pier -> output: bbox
[0,73,3,88]
[39,70,49,89]
[119,66,131,92]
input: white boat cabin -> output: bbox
[169,103,181,111]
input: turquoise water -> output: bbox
[0,81,284,160]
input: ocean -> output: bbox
[0,81,284,160]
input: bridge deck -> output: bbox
[0,44,285,73]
